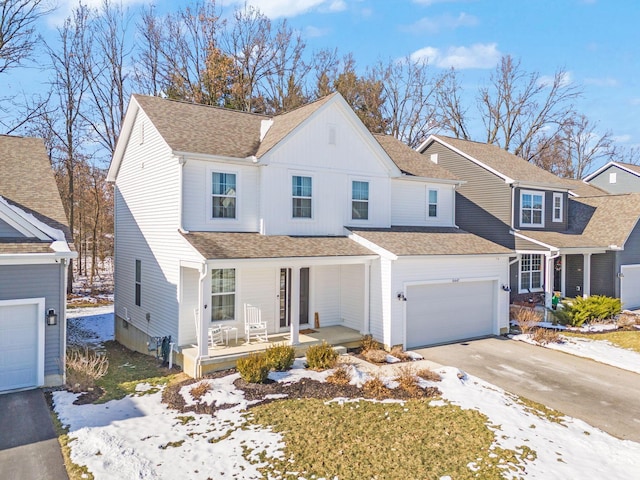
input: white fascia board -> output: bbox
[347,231,397,261]
[0,201,48,239]
[108,98,140,182]
[513,181,571,192]
[397,174,464,186]
[582,161,627,182]
[0,251,76,265]
[425,136,516,184]
[172,150,260,165]
[397,253,513,260]
[206,254,378,269]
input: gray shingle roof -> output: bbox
[0,135,72,253]
[614,162,640,176]
[349,226,513,256]
[430,135,571,188]
[563,178,608,197]
[373,134,458,181]
[182,231,376,259]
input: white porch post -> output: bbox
[363,262,371,334]
[197,265,209,358]
[561,254,566,297]
[583,253,592,298]
[290,266,301,346]
[544,254,554,309]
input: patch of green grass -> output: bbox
[94,341,179,403]
[247,398,532,479]
[514,395,566,426]
[563,330,640,353]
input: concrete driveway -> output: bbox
[415,336,640,443]
[0,389,68,480]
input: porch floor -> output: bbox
[179,325,363,377]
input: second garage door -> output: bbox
[620,265,640,309]
[0,300,42,392]
[406,280,495,349]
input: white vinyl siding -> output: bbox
[520,254,543,292]
[520,190,544,227]
[391,179,455,227]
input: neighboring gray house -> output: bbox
[0,135,76,392]
[583,161,640,194]
[417,135,640,309]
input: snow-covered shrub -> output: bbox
[265,343,295,371]
[305,341,338,370]
[237,353,271,383]
[363,348,388,364]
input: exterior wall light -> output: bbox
[46,309,58,326]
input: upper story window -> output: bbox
[292,175,312,218]
[520,190,544,227]
[352,181,369,220]
[135,260,141,306]
[211,268,235,321]
[552,193,563,222]
[428,189,438,218]
[212,172,236,219]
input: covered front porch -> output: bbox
[179,325,362,377]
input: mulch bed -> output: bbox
[162,368,440,416]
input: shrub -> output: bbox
[416,367,441,382]
[305,341,338,370]
[395,365,421,397]
[556,295,622,327]
[190,381,211,400]
[512,305,542,333]
[364,348,388,364]
[361,334,381,353]
[237,353,271,383]
[617,312,640,328]
[66,347,109,392]
[326,365,351,386]
[390,345,410,361]
[531,328,562,345]
[265,343,295,371]
[363,375,392,399]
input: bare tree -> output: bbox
[133,5,162,96]
[0,0,51,73]
[311,47,339,98]
[436,68,472,140]
[373,56,441,148]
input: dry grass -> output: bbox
[531,328,562,345]
[563,330,640,353]
[66,347,109,393]
[617,312,640,328]
[189,381,212,400]
[416,367,442,382]
[363,348,388,364]
[394,365,421,398]
[326,365,351,386]
[249,398,530,479]
[389,345,410,361]
[512,305,543,333]
[362,375,392,399]
[360,334,382,353]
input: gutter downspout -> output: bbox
[60,258,68,387]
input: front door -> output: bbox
[279,268,310,328]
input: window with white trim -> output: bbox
[292,175,312,218]
[135,260,141,306]
[552,192,563,222]
[520,190,544,227]
[428,189,438,218]
[520,254,543,292]
[212,172,236,218]
[211,269,235,321]
[351,181,369,220]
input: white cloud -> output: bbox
[613,134,632,143]
[410,43,501,69]
[48,0,148,27]
[305,25,330,38]
[584,77,618,87]
[412,0,469,5]
[538,71,572,88]
[220,0,340,18]
[402,12,478,34]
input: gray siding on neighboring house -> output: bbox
[565,254,584,297]
[615,220,640,298]
[590,252,616,297]
[423,142,514,248]
[589,165,640,194]
[513,188,568,232]
[0,263,64,377]
[0,218,22,237]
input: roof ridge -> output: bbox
[132,93,271,119]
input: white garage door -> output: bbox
[0,300,43,392]
[406,280,495,349]
[620,265,640,309]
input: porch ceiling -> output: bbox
[182,231,375,260]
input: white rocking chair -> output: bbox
[244,304,268,343]
[208,325,224,347]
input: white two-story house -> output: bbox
[107,93,512,376]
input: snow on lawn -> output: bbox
[67,305,114,347]
[512,333,640,375]
[58,309,640,478]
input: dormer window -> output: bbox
[552,193,563,222]
[520,190,544,227]
[212,172,236,218]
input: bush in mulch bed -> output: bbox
[162,368,441,415]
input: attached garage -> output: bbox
[405,280,496,348]
[0,299,44,392]
[620,265,640,309]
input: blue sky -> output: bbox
[8,0,640,165]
